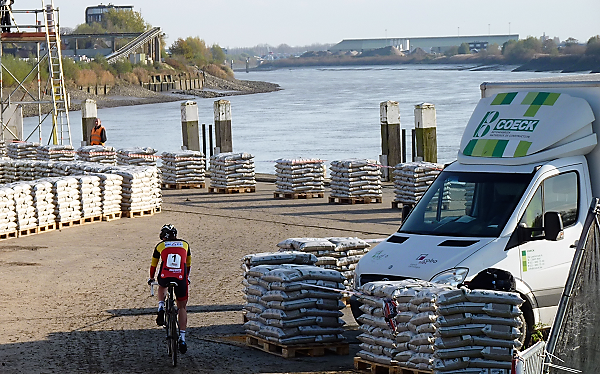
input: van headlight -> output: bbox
[430,268,469,287]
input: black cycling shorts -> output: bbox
[158,276,188,301]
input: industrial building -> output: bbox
[85,4,134,25]
[329,34,519,54]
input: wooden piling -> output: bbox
[181,101,200,152]
[81,99,97,146]
[414,103,437,163]
[214,99,233,153]
[380,101,402,181]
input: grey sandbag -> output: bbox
[468,358,512,369]
[278,335,316,345]
[438,302,487,316]
[435,345,485,359]
[464,289,524,306]
[315,334,345,343]
[269,279,344,291]
[315,316,345,327]
[438,288,469,305]
[472,336,522,349]
[266,316,317,328]
[316,298,345,310]
[481,346,513,361]
[297,325,344,336]
[393,350,416,362]
[395,330,415,343]
[438,324,488,338]
[439,313,522,327]
[434,335,474,349]
[438,313,473,327]
[261,289,308,302]
[433,357,470,371]
[482,325,522,340]
[266,298,319,310]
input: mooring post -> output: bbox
[201,123,207,164]
[209,124,214,157]
[181,101,200,151]
[81,99,97,146]
[414,103,437,163]
[213,99,232,153]
[380,101,402,181]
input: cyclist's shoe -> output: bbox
[178,339,187,354]
[156,309,165,326]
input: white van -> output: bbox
[352,74,600,342]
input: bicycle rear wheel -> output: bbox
[169,311,178,367]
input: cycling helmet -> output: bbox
[159,224,177,241]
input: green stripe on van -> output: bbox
[491,92,518,105]
[492,140,509,157]
[514,141,532,157]
[463,139,478,156]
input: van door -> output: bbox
[516,168,583,324]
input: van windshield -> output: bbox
[399,171,533,237]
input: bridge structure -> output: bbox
[0,0,71,146]
[105,26,162,64]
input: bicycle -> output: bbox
[151,281,180,367]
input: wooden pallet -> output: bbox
[17,226,39,237]
[57,219,83,229]
[391,201,402,210]
[273,191,324,199]
[354,358,433,374]
[208,186,256,194]
[0,231,17,240]
[102,212,122,222]
[161,182,205,190]
[122,208,154,218]
[246,335,349,358]
[82,215,102,225]
[38,222,56,234]
[154,206,162,214]
[329,196,382,205]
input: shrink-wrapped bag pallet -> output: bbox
[160,151,206,187]
[329,159,382,203]
[4,182,37,233]
[7,142,39,160]
[117,147,157,167]
[37,145,75,162]
[0,186,17,236]
[241,261,348,352]
[277,237,371,290]
[274,158,325,197]
[12,160,37,181]
[433,288,524,374]
[73,175,103,218]
[41,177,82,224]
[0,140,6,157]
[31,180,56,227]
[90,173,123,217]
[0,158,14,183]
[355,280,454,371]
[111,166,161,214]
[393,162,443,206]
[76,145,117,165]
[209,152,256,191]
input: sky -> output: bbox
[14,0,600,49]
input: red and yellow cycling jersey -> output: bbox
[150,240,191,281]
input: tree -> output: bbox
[444,46,459,57]
[458,43,471,54]
[564,37,579,47]
[585,35,600,56]
[542,39,558,55]
[211,44,226,64]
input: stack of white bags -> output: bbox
[6,182,36,231]
[209,152,256,189]
[242,259,347,345]
[330,159,382,199]
[0,186,16,233]
[31,180,55,226]
[7,142,39,159]
[76,145,117,165]
[74,175,102,218]
[274,158,325,194]
[113,166,161,212]
[433,288,524,374]
[91,173,123,216]
[45,177,82,223]
[393,162,443,206]
[160,151,205,184]
[37,145,75,161]
[117,147,157,167]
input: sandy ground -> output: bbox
[0,180,402,373]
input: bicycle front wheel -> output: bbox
[169,312,178,367]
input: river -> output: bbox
[25,65,564,174]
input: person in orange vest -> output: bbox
[90,118,107,146]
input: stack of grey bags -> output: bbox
[277,237,371,289]
[330,159,382,199]
[393,162,443,206]
[0,158,16,183]
[32,160,53,179]
[356,280,453,370]
[90,173,123,216]
[7,142,39,159]
[160,151,205,184]
[74,175,102,218]
[76,145,117,165]
[274,158,325,194]
[209,152,255,189]
[0,140,6,157]
[241,256,347,346]
[0,186,16,233]
[37,145,75,161]
[6,182,36,231]
[111,166,161,212]
[117,147,157,167]
[12,160,37,181]
[31,180,55,226]
[433,288,524,374]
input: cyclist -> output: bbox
[148,224,191,354]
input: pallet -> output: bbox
[329,196,382,205]
[17,226,39,237]
[0,231,17,240]
[38,222,56,233]
[57,219,83,229]
[161,182,205,190]
[354,357,433,374]
[208,186,256,194]
[102,212,122,222]
[154,206,162,214]
[122,208,154,218]
[274,191,324,199]
[82,215,102,225]
[391,201,402,210]
[246,335,349,358]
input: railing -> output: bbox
[105,27,161,64]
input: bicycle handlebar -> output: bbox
[149,281,159,296]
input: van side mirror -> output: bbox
[544,212,564,241]
[401,204,413,222]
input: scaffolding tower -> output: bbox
[0,0,71,146]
